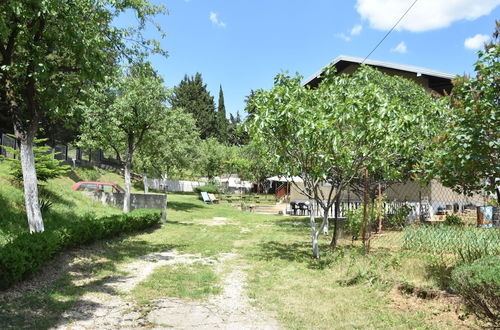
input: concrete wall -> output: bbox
[86,192,166,211]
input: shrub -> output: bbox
[444,214,463,226]
[386,204,412,229]
[194,184,219,194]
[344,208,363,240]
[451,256,500,325]
[0,209,161,289]
[1,138,70,182]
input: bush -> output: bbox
[344,208,363,240]
[445,214,463,226]
[194,184,219,194]
[0,209,161,289]
[386,204,412,229]
[451,256,500,325]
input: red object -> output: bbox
[71,181,125,193]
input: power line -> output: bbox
[362,0,419,64]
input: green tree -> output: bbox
[0,0,166,232]
[134,107,200,189]
[248,66,445,258]
[80,63,168,212]
[433,22,500,204]
[169,73,216,139]
[217,85,228,143]
[195,138,230,180]
[2,138,70,183]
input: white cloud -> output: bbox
[337,33,351,41]
[391,41,407,53]
[337,24,363,42]
[209,11,226,28]
[356,0,500,32]
[464,34,490,50]
[351,24,363,35]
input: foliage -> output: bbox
[444,214,463,226]
[194,184,219,194]
[1,139,70,183]
[431,22,500,203]
[227,111,249,146]
[134,107,200,178]
[0,209,161,289]
[451,255,500,325]
[38,199,53,215]
[195,138,232,180]
[344,208,364,240]
[386,205,412,230]
[403,225,500,264]
[169,73,217,139]
[247,65,445,256]
[216,85,229,143]
[79,63,168,211]
[0,0,166,231]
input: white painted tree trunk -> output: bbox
[123,153,132,212]
[160,173,168,223]
[142,173,149,194]
[20,138,44,233]
[323,213,329,235]
[309,201,320,258]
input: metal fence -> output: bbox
[283,175,497,229]
[0,131,121,169]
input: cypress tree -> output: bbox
[169,73,216,139]
[217,85,228,142]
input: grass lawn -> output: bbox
[0,165,479,328]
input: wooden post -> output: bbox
[361,168,368,249]
[377,183,383,234]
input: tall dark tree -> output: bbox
[217,85,228,142]
[169,73,216,139]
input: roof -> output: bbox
[303,55,456,91]
[266,176,304,183]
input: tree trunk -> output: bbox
[309,201,320,258]
[143,172,149,194]
[123,138,134,212]
[330,194,342,247]
[323,213,329,235]
[161,192,168,223]
[20,136,44,233]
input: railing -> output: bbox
[0,131,121,169]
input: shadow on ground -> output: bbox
[0,232,180,329]
[167,201,206,212]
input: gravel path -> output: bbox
[53,250,280,329]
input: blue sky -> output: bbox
[136,0,499,117]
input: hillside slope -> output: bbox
[0,163,134,245]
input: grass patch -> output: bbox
[132,263,221,303]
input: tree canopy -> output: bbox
[169,73,217,140]
[0,0,166,232]
[247,65,445,257]
[80,63,168,212]
[432,22,500,203]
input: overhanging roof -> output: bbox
[303,55,457,88]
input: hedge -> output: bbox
[0,209,161,290]
[451,255,500,325]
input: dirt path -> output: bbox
[53,250,280,329]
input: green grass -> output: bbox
[0,166,481,328]
[132,263,221,303]
[0,162,126,246]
